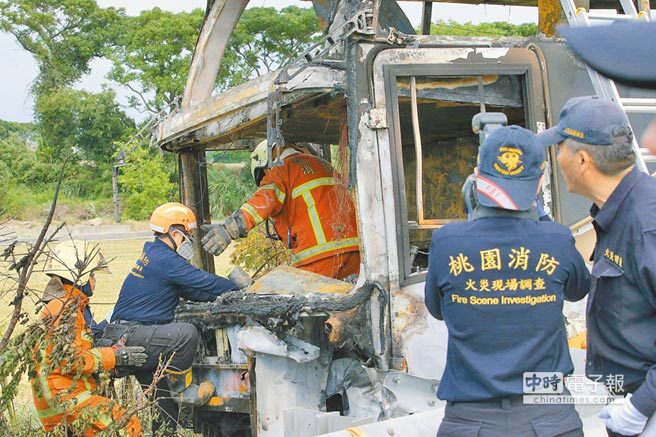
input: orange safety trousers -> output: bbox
[301,250,361,280]
[240,151,360,278]
[31,283,142,435]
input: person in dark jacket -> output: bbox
[425,126,590,436]
[539,96,656,437]
[107,202,237,434]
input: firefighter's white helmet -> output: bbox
[250,140,269,186]
[42,240,109,285]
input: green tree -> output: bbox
[430,20,539,37]
[107,6,321,112]
[207,163,256,218]
[218,6,322,90]
[0,133,38,183]
[119,146,176,220]
[107,7,204,113]
[35,88,134,165]
[0,0,122,95]
[0,119,36,142]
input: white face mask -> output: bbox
[175,231,195,261]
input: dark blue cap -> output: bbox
[559,22,656,90]
[537,96,632,147]
[476,125,545,211]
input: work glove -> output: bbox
[113,345,148,368]
[599,393,648,436]
[201,210,248,256]
[228,266,253,289]
[224,210,248,239]
[200,223,233,256]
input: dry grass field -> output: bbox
[0,236,235,431]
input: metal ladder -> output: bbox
[559,0,655,173]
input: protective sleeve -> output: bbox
[630,230,656,417]
[240,169,287,231]
[165,256,238,302]
[562,234,591,302]
[44,299,116,374]
[75,347,116,374]
[424,237,443,320]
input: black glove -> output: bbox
[200,223,233,256]
[114,346,148,367]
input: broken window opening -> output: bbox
[393,73,528,281]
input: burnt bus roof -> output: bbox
[155,36,540,152]
[416,0,633,6]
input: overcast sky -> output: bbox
[0,0,537,123]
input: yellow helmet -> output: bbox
[149,202,197,234]
[42,240,109,285]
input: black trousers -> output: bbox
[105,322,200,434]
[438,395,583,437]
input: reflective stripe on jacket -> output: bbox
[31,280,116,431]
[240,152,360,270]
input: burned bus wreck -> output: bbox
[153,1,656,435]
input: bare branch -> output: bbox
[123,82,158,114]
[0,157,69,349]
[103,355,174,434]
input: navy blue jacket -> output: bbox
[111,239,237,324]
[587,167,656,417]
[424,215,590,401]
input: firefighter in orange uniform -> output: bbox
[202,141,360,280]
[31,240,145,435]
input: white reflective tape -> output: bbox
[476,175,519,210]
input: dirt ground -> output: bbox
[0,236,235,430]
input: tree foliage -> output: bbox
[0,0,122,95]
[217,6,322,90]
[0,119,36,143]
[107,7,204,113]
[231,228,292,279]
[207,163,256,219]
[430,20,539,37]
[118,146,175,220]
[106,5,322,111]
[35,88,134,165]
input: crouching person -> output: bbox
[425,126,590,436]
[103,202,238,434]
[32,240,144,435]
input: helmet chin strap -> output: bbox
[165,232,179,251]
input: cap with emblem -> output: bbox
[476,125,545,211]
[537,96,633,148]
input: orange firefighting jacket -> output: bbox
[31,280,116,431]
[240,150,360,269]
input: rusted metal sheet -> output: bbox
[157,66,345,151]
[309,0,414,34]
[249,266,353,295]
